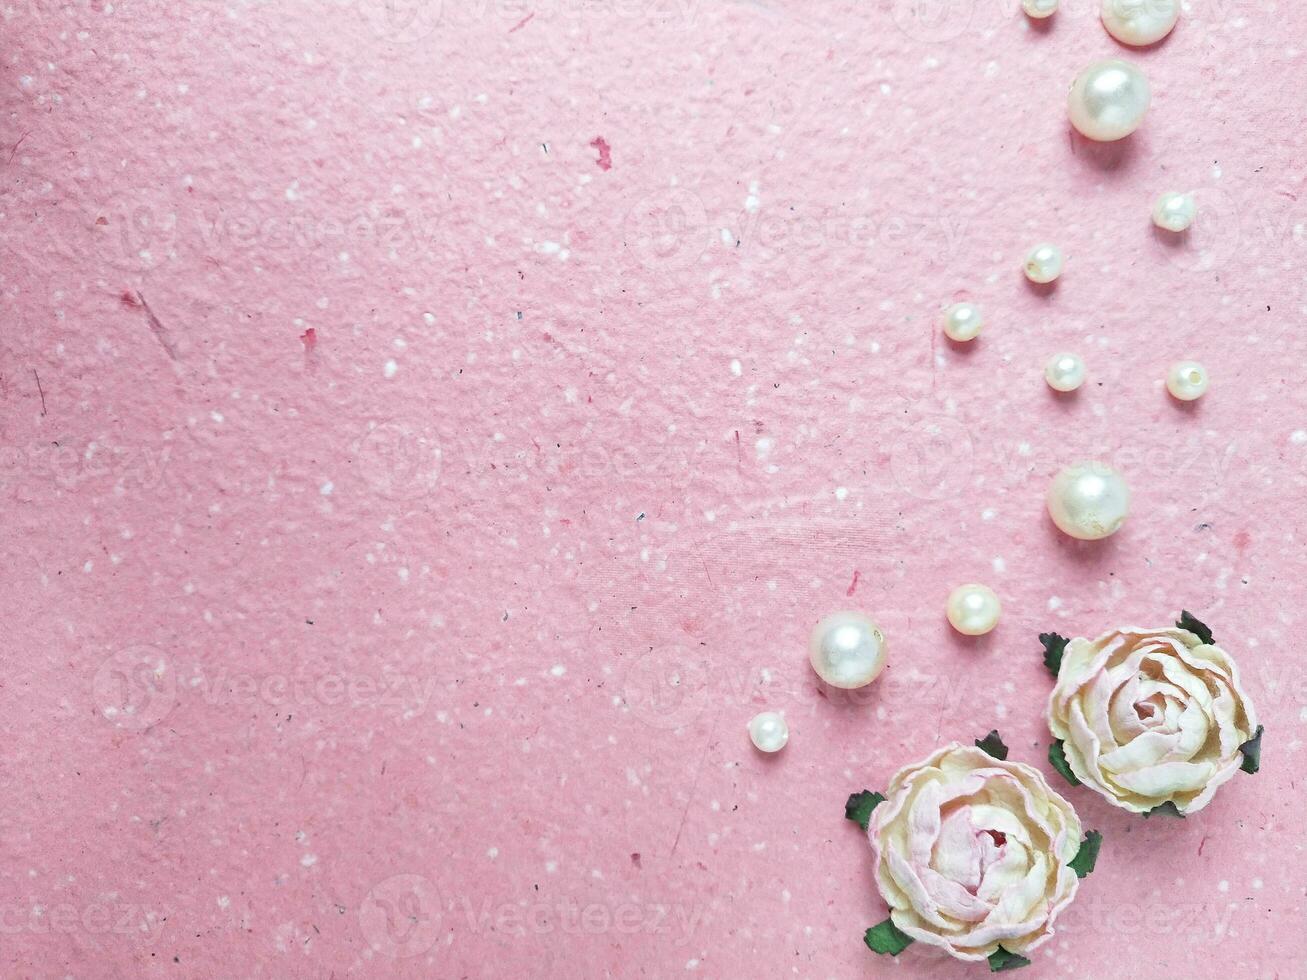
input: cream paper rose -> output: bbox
[1046,623,1260,815]
[865,742,1087,965]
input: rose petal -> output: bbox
[1112,759,1215,796]
[975,839,1032,903]
[1174,753,1244,814]
[934,808,983,891]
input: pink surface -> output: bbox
[3,1,1305,977]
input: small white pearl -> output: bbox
[1067,59,1151,142]
[808,611,887,689]
[1101,0,1179,47]
[1152,191,1196,232]
[1044,353,1086,392]
[1166,360,1209,401]
[747,711,789,753]
[946,584,1002,636]
[1024,243,1064,284]
[1023,0,1058,17]
[1047,462,1131,541]
[942,302,984,342]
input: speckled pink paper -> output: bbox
[3,1,1305,977]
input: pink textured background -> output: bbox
[3,0,1305,976]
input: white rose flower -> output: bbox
[1046,624,1260,815]
[867,743,1085,963]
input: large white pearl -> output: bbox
[1067,59,1151,142]
[808,611,887,689]
[1101,0,1179,46]
[1044,353,1086,392]
[1023,0,1058,17]
[1024,243,1064,284]
[1166,360,1208,401]
[946,584,1002,636]
[1152,191,1196,232]
[942,302,984,342]
[1047,462,1131,540]
[747,711,789,753]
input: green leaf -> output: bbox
[863,917,913,956]
[1143,801,1185,819]
[845,790,886,832]
[1048,740,1080,786]
[988,947,1031,972]
[1175,610,1214,645]
[1068,830,1102,878]
[1239,725,1264,774]
[975,730,1009,761]
[1040,632,1069,678]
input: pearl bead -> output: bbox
[1101,0,1179,46]
[1067,59,1151,142]
[1047,462,1131,540]
[747,711,789,753]
[1023,0,1058,17]
[946,584,1002,636]
[1166,360,1208,401]
[1152,191,1196,232]
[1044,353,1086,392]
[1024,243,1064,284]
[942,302,984,342]
[808,611,887,689]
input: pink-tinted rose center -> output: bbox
[935,805,1012,897]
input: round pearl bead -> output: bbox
[1101,0,1179,46]
[1067,59,1151,142]
[942,302,984,342]
[747,711,789,753]
[1047,462,1131,540]
[1166,360,1208,401]
[1044,353,1086,392]
[1152,191,1196,232]
[808,611,887,690]
[1024,243,1064,284]
[1023,0,1058,17]
[946,584,1002,636]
